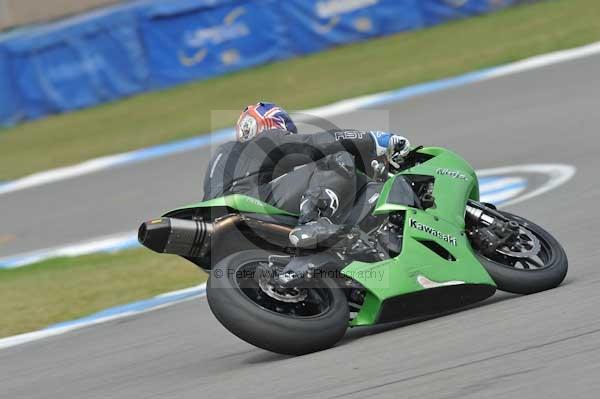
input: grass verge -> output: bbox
[0,249,206,338]
[1,0,599,179]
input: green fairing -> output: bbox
[344,209,496,326]
[170,194,297,216]
[344,147,495,326]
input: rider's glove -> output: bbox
[388,135,410,158]
[369,131,410,159]
[387,136,410,169]
[386,135,411,169]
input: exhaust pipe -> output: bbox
[139,214,294,258]
[138,217,214,257]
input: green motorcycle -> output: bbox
[138,146,568,355]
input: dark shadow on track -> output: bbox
[243,351,293,364]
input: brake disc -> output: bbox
[496,227,541,258]
[256,262,308,303]
[258,276,308,303]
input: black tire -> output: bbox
[207,249,349,355]
[476,211,568,295]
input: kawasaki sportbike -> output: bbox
[138,146,568,355]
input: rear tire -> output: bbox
[207,249,349,355]
[476,212,568,295]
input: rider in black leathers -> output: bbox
[203,102,409,247]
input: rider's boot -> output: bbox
[289,217,348,248]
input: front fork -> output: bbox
[465,201,520,257]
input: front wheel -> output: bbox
[207,249,349,355]
[476,211,568,294]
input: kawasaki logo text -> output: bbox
[409,219,457,246]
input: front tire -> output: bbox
[476,211,568,294]
[207,249,349,355]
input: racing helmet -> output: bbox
[235,102,298,142]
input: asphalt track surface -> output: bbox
[1,54,600,398]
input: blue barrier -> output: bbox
[279,0,423,55]
[140,0,289,86]
[421,0,519,26]
[0,0,528,126]
[0,6,148,121]
[0,46,18,125]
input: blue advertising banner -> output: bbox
[2,8,148,122]
[0,46,18,125]
[140,0,289,87]
[280,0,424,54]
[421,0,517,26]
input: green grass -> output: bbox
[1,0,599,180]
[0,249,206,338]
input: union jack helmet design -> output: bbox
[236,102,298,142]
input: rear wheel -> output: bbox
[207,249,349,355]
[476,211,568,294]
